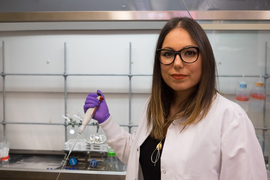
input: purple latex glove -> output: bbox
[83,90,110,124]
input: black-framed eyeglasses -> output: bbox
[156,47,200,65]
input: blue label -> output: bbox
[69,157,78,166]
[89,159,98,168]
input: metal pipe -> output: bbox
[262,42,268,156]
[217,75,269,78]
[64,42,68,141]
[255,127,270,131]
[68,74,151,76]
[0,73,147,76]
[0,121,138,127]
[2,41,6,141]
[1,73,268,78]
[128,42,132,133]
[2,73,63,76]
[1,122,64,125]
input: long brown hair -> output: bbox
[147,17,217,140]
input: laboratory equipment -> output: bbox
[79,94,104,134]
[250,77,265,112]
[86,134,106,144]
[90,158,98,168]
[68,157,78,166]
[62,138,107,170]
[56,93,103,180]
[62,115,77,134]
[105,147,119,171]
[0,141,10,167]
[236,80,249,112]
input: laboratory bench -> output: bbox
[0,150,126,180]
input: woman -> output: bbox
[84,17,267,180]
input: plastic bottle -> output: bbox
[1,155,9,167]
[250,79,265,112]
[105,147,119,171]
[0,142,10,167]
[236,81,249,112]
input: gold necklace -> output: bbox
[150,137,165,166]
[150,119,171,166]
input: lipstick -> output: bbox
[171,74,186,80]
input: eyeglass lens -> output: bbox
[159,47,199,65]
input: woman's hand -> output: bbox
[83,90,110,124]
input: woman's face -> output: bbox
[160,28,202,96]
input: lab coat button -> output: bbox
[163,170,166,174]
[137,148,139,151]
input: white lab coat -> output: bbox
[100,93,267,180]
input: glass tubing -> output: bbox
[0,41,269,150]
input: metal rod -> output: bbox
[2,73,63,76]
[255,127,270,131]
[2,41,4,79]
[262,42,268,156]
[64,42,68,142]
[2,41,6,141]
[68,74,151,76]
[214,74,268,78]
[1,122,64,125]
[128,42,132,134]
[1,73,268,78]
[0,73,133,76]
[181,0,192,19]
[0,121,138,127]
[1,73,150,76]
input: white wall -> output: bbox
[0,29,270,151]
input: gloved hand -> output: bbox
[83,90,110,124]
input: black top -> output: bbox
[139,135,165,180]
